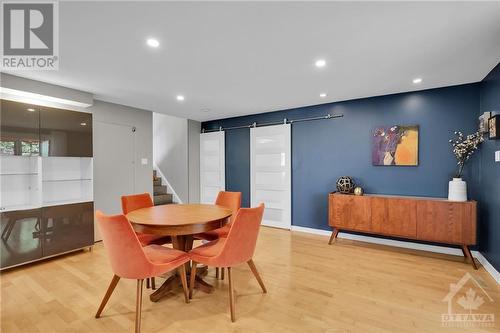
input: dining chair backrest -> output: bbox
[121,193,154,215]
[95,210,151,279]
[218,203,265,266]
[215,191,242,223]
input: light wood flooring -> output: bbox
[1,227,499,333]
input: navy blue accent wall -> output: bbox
[479,63,500,271]
[203,84,481,234]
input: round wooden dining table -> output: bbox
[126,204,232,302]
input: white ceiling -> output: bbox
[6,1,500,121]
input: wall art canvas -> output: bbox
[372,125,419,166]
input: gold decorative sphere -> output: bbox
[354,186,364,196]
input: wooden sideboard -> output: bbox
[328,193,478,269]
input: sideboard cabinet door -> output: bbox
[372,198,417,238]
[41,202,94,256]
[416,201,475,244]
[0,209,43,268]
[331,195,371,232]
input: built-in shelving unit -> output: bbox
[0,156,41,212]
[0,99,94,270]
[42,157,93,206]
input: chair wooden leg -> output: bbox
[247,259,267,293]
[216,267,220,279]
[189,262,197,299]
[146,278,150,289]
[135,279,144,333]
[151,277,156,290]
[221,267,225,280]
[95,275,120,318]
[178,265,189,303]
[228,267,235,322]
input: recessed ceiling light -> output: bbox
[320,93,327,98]
[27,108,35,112]
[146,38,160,48]
[176,95,185,101]
[80,122,87,126]
[315,59,326,68]
[413,77,422,84]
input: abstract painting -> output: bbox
[372,125,419,166]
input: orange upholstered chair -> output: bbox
[95,211,190,333]
[121,193,171,246]
[196,191,242,241]
[121,193,172,289]
[189,204,266,322]
[195,191,242,280]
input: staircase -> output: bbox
[153,170,173,205]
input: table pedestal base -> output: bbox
[150,267,213,302]
[150,235,214,302]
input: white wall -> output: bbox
[153,113,200,204]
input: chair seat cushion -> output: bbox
[194,224,230,241]
[143,245,187,264]
[189,238,227,266]
[143,245,190,277]
[137,232,171,246]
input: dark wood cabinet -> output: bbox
[1,99,94,270]
[40,108,92,157]
[42,202,94,256]
[0,209,43,267]
[328,193,478,268]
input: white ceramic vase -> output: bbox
[448,178,467,202]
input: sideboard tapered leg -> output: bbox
[328,228,339,245]
[462,245,478,270]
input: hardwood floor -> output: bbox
[1,227,499,332]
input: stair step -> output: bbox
[153,178,161,186]
[154,185,167,195]
[154,193,173,205]
[153,169,157,178]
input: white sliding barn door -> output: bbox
[251,124,291,229]
[200,132,225,204]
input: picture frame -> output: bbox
[479,112,491,134]
[489,115,499,139]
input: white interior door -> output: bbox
[200,131,225,204]
[93,121,135,241]
[251,124,291,229]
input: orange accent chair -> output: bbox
[122,193,172,289]
[189,204,266,322]
[95,211,190,333]
[195,191,242,241]
[194,191,242,280]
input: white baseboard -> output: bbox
[290,225,500,284]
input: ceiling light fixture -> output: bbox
[320,93,327,98]
[413,77,422,84]
[315,59,326,68]
[27,108,35,112]
[80,122,87,126]
[176,95,185,101]
[146,38,160,48]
